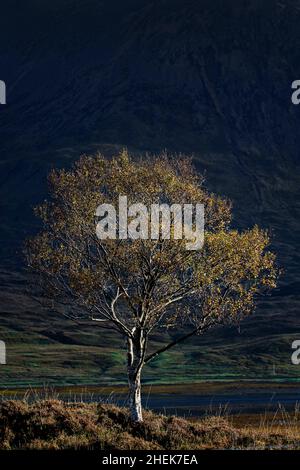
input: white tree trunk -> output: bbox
[128,370,142,422]
[127,334,144,422]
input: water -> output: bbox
[60,388,300,417]
[2,385,300,417]
[140,391,300,416]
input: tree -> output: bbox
[25,150,278,422]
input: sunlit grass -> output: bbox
[1,397,300,449]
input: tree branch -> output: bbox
[144,322,212,364]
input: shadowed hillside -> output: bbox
[0,0,300,385]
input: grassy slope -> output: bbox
[1,269,300,387]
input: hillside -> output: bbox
[0,0,300,386]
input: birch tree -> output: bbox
[25,151,277,422]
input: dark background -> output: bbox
[0,0,300,387]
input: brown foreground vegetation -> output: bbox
[0,399,300,450]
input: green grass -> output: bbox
[1,333,300,388]
[1,268,300,387]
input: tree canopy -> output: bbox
[25,150,278,421]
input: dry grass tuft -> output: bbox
[1,399,300,450]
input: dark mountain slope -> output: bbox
[0,0,300,385]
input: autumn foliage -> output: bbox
[25,151,278,421]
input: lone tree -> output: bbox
[25,151,277,422]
